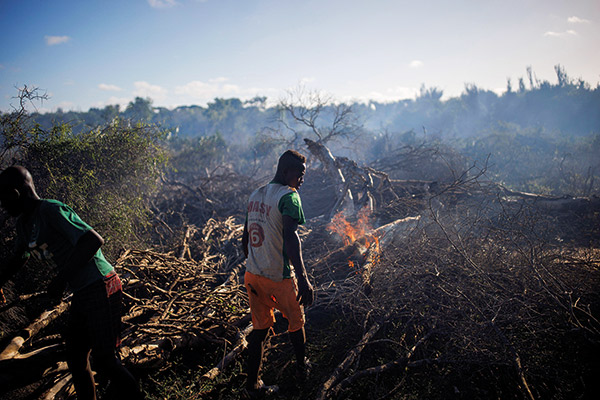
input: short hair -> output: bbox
[277,150,306,173]
[0,166,31,190]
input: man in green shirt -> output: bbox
[0,166,143,400]
[242,150,315,398]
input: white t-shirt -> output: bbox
[245,182,305,281]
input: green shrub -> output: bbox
[1,88,168,257]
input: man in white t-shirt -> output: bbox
[242,150,314,398]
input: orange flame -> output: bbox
[327,207,373,246]
[327,207,381,270]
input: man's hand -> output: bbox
[296,276,314,307]
[46,277,66,299]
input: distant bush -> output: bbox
[167,132,228,181]
[461,124,600,196]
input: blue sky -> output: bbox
[1,0,598,112]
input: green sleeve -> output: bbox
[45,201,92,246]
[278,192,305,225]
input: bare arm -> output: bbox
[0,249,29,304]
[283,215,314,307]
[242,221,249,259]
[0,253,29,288]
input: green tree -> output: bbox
[123,97,154,122]
[168,132,228,182]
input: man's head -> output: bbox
[0,166,39,216]
[275,150,306,190]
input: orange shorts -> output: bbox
[244,271,305,332]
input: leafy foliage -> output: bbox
[1,88,168,257]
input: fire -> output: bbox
[327,207,381,269]
[327,207,373,246]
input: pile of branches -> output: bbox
[116,246,247,369]
[0,216,251,399]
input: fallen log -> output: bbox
[0,342,63,368]
[0,343,66,392]
[41,369,73,400]
[314,215,421,306]
[372,215,421,248]
[0,300,69,361]
[304,138,355,218]
[500,186,600,215]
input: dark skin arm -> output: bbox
[283,215,314,307]
[0,253,30,303]
[242,221,249,259]
[47,229,104,298]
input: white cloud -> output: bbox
[300,77,316,84]
[148,0,178,8]
[222,84,239,93]
[493,87,507,96]
[40,101,76,113]
[172,78,279,107]
[45,35,71,46]
[544,30,577,37]
[386,86,420,99]
[409,60,424,68]
[93,96,131,110]
[98,83,122,91]
[344,86,419,104]
[57,101,75,110]
[568,16,590,24]
[133,81,168,101]
[175,78,239,97]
